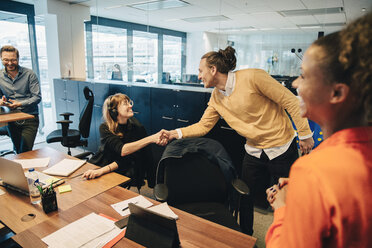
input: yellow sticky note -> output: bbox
[58,185,72,194]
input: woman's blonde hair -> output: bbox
[103,93,131,137]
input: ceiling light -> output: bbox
[105,5,123,10]
[128,0,190,11]
[279,7,344,17]
[280,27,298,30]
[298,22,346,28]
[182,15,230,23]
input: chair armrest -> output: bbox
[154,184,168,202]
[74,151,94,160]
[59,112,74,120]
[57,120,73,137]
[232,178,250,196]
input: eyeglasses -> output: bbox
[124,99,134,107]
[2,59,18,63]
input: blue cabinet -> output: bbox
[130,86,151,132]
[150,88,206,133]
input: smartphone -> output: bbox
[114,216,129,229]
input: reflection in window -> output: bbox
[163,35,182,83]
[92,24,127,80]
[133,31,158,83]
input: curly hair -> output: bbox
[201,46,236,74]
[339,12,372,120]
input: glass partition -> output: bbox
[132,30,158,83]
[91,24,127,81]
[163,35,182,83]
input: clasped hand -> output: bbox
[0,96,21,109]
[266,178,289,210]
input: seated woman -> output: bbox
[83,93,167,189]
[265,13,372,247]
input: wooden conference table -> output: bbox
[13,186,257,248]
[0,111,34,126]
[0,147,130,234]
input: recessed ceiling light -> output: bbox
[279,7,344,17]
[128,0,190,11]
[362,8,366,12]
[182,15,230,23]
[105,5,123,10]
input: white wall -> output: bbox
[34,0,90,79]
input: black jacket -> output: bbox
[157,137,237,184]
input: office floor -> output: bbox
[0,136,273,248]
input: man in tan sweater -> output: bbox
[164,46,314,235]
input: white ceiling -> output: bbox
[14,0,372,34]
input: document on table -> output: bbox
[111,195,153,216]
[13,157,50,169]
[42,213,120,248]
[43,159,86,177]
[148,202,179,220]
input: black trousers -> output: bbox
[7,115,39,154]
[239,138,299,235]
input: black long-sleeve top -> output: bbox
[89,117,155,188]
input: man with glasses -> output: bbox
[0,45,41,153]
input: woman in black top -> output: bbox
[82,93,167,188]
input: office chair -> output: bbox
[0,126,14,157]
[46,86,94,158]
[154,138,249,232]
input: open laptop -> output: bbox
[0,157,64,196]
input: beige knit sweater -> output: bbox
[180,69,311,149]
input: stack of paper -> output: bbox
[148,202,179,220]
[111,195,153,216]
[13,158,50,169]
[111,196,178,219]
[42,213,122,248]
[43,159,86,177]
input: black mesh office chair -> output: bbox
[154,138,249,232]
[0,126,14,156]
[46,86,94,158]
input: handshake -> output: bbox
[151,129,179,146]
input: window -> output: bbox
[133,31,158,83]
[163,35,182,83]
[85,16,186,84]
[0,2,50,141]
[91,25,127,81]
[0,11,31,69]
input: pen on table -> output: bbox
[122,201,138,211]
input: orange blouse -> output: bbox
[266,127,372,248]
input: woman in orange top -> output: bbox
[265,13,372,247]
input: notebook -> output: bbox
[43,158,86,177]
[0,157,64,196]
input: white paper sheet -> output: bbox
[0,188,5,196]
[41,213,115,248]
[111,195,153,216]
[148,202,179,219]
[43,159,86,177]
[13,157,50,169]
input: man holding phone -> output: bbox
[0,45,41,153]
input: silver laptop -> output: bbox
[0,157,64,195]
